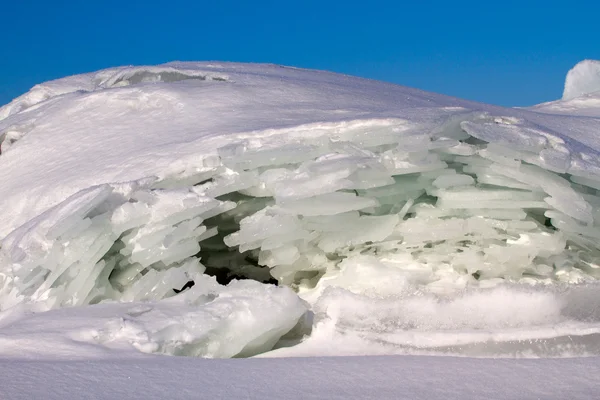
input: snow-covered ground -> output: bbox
[2,355,599,400]
[1,60,600,399]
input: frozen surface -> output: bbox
[2,60,600,398]
[1,354,599,400]
[1,62,600,237]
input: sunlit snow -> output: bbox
[1,61,600,398]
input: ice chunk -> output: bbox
[103,277,307,358]
[278,192,378,216]
[357,175,432,200]
[380,150,448,175]
[539,148,571,174]
[259,245,300,267]
[224,208,305,249]
[347,165,395,189]
[262,160,356,200]
[461,120,548,153]
[218,142,326,170]
[110,201,151,235]
[318,214,399,252]
[121,258,203,302]
[395,216,498,245]
[432,174,475,189]
[336,123,413,147]
[201,171,259,198]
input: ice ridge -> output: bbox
[2,62,600,358]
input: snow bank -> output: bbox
[0,276,306,359]
[278,283,600,358]
[2,61,600,359]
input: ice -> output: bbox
[317,215,399,252]
[432,173,475,188]
[301,212,362,232]
[347,165,396,189]
[277,192,378,216]
[304,284,600,356]
[4,101,600,315]
[571,174,600,191]
[120,258,202,301]
[260,245,300,267]
[335,123,414,147]
[3,60,600,363]
[0,181,245,311]
[539,148,571,173]
[433,187,546,202]
[262,164,355,200]
[201,171,260,198]
[396,216,498,244]
[102,68,227,87]
[461,120,548,152]
[436,198,548,210]
[380,150,448,175]
[219,143,326,170]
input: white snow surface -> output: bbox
[2,62,600,236]
[2,61,600,398]
[1,355,599,400]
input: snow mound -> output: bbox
[0,277,306,359]
[4,115,600,309]
[2,61,600,358]
[563,60,600,101]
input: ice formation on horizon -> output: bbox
[1,61,600,358]
[563,60,600,101]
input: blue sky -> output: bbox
[1,0,598,107]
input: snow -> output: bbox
[2,60,600,398]
[2,356,599,400]
[530,61,600,118]
[2,62,600,237]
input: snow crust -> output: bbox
[2,61,600,368]
[2,355,598,400]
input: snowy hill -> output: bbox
[1,61,600,399]
[2,62,600,237]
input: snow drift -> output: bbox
[1,61,600,358]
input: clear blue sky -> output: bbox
[2,0,599,107]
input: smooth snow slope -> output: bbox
[0,63,475,236]
[2,62,600,399]
[1,62,600,237]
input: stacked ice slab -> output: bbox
[213,115,600,290]
[0,181,222,308]
[2,114,600,310]
[0,176,307,357]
